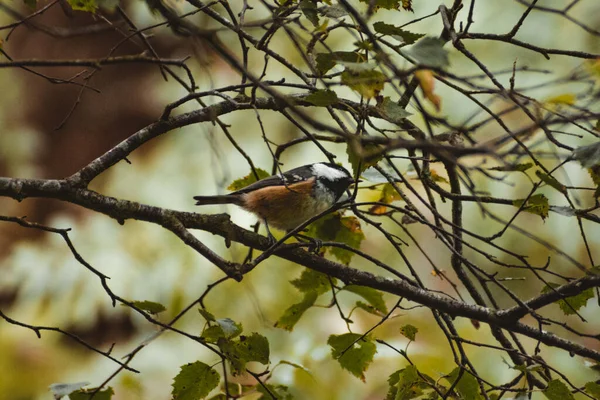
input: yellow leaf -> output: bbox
[414,70,441,111]
[545,93,576,106]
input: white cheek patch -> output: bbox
[311,163,348,181]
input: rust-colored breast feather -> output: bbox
[241,178,316,230]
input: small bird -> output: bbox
[193,162,356,241]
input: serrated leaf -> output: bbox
[275,291,318,331]
[129,300,166,314]
[341,69,386,98]
[256,384,293,399]
[543,380,575,400]
[219,333,270,374]
[291,268,333,295]
[315,51,364,74]
[49,381,90,399]
[373,22,424,44]
[172,361,220,400]
[227,168,270,191]
[378,97,412,123]
[400,324,418,341]
[202,325,227,343]
[535,170,566,194]
[304,90,339,106]
[236,333,270,364]
[512,194,549,220]
[343,285,387,314]
[358,0,401,10]
[542,282,594,315]
[328,333,377,381]
[588,165,600,185]
[585,382,600,398]
[490,162,533,172]
[386,365,423,400]
[67,0,97,12]
[203,318,242,342]
[446,368,484,400]
[403,37,449,68]
[299,0,319,27]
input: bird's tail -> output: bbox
[193,194,244,206]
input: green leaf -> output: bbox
[299,0,319,27]
[291,268,333,295]
[199,309,216,322]
[67,0,98,12]
[378,97,412,123]
[227,168,270,191]
[275,291,318,331]
[342,285,388,314]
[490,162,533,172]
[202,318,243,343]
[387,365,423,400]
[358,0,401,10]
[341,69,387,98]
[588,165,600,185]
[399,324,418,341]
[256,384,294,399]
[23,0,37,9]
[571,141,600,168]
[402,37,449,68]
[541,282,594,315]
[315,51,365,74]
[347,141,384,176]
[328,333,377,381]
[69,387,114,400]
[543,380,575,400]
[373,22,424,44]
[172,361,220,400]
[535,170,567,194]
[305,213,365,264]
[129,300,166,314]
[512,194,549,220]
[304,90,339,107]
[585,382,600,398]
[354,301,382,316]
[446,368,484,400]
[219,333,270,374]
[236,333,270,364]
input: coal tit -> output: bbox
[193,163,356,239]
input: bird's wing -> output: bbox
[231,166,314,195]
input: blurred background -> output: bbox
[1,0,600,399]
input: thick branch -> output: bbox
[1,176,600,361]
